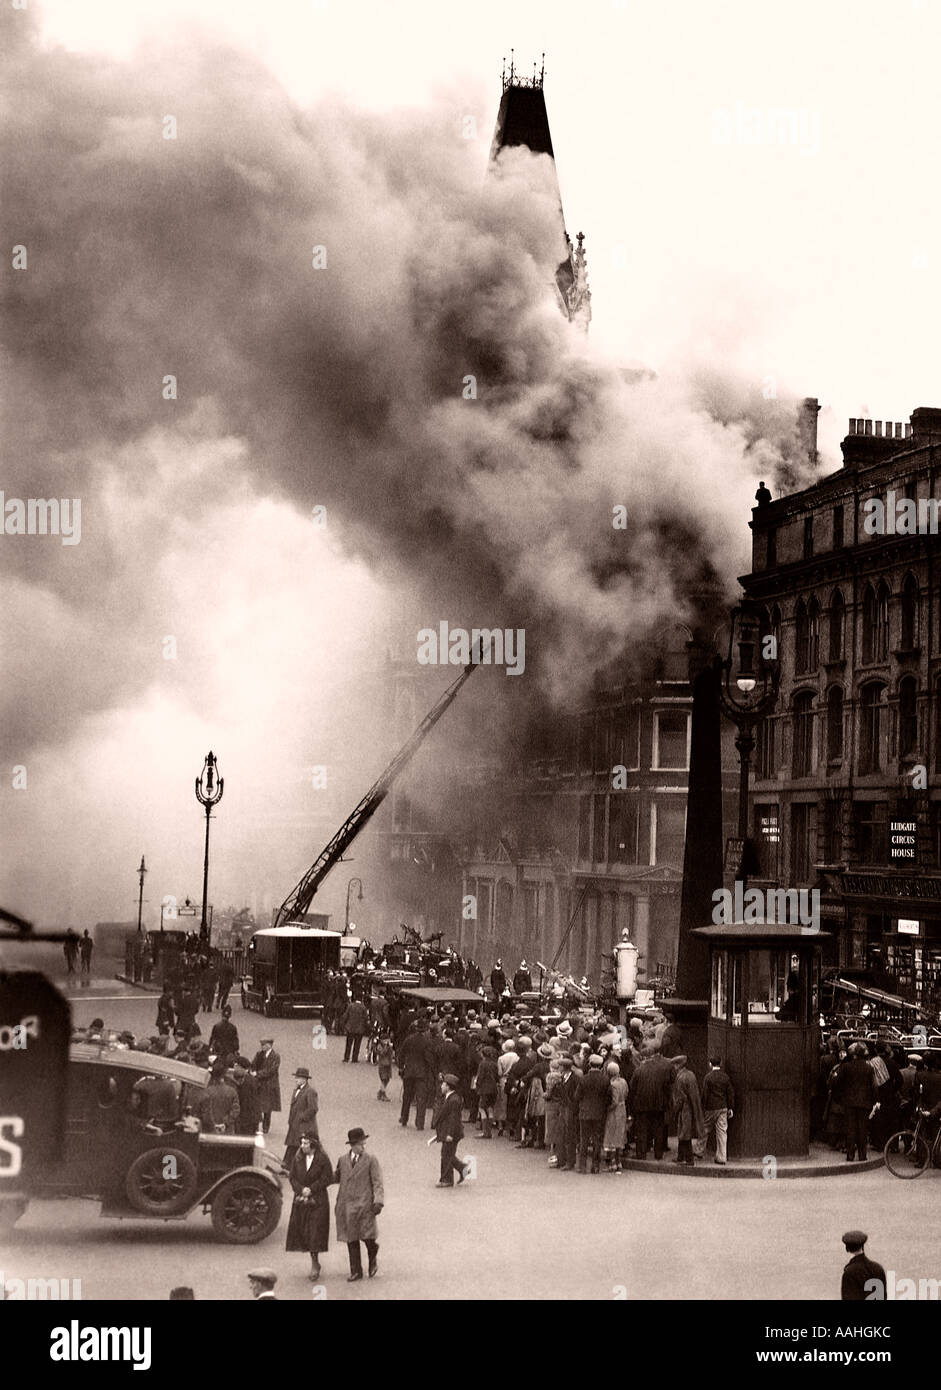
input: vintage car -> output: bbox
[0,1042,283,1243]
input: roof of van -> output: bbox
[254,926,342,938]
[70,1042,209,1086]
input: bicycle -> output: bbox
[884,1108,941,1178]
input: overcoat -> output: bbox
[285,1082,320,1145]
[285,1148,335,1254]
[334,1151,384,1243]
[251,1048,282,1113]
[672,1066,705,1142]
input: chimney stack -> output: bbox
[799,397,820,466]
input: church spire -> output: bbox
[488,54,591,331]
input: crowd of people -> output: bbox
[816,1035,941,1162]
[385,1001,735,1172]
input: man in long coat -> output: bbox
[334,1128,384,1282]
[671,1054,705,1165]
[251,1038,282,1136]
[283,1067,320,1168]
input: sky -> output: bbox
[3,0,940,933]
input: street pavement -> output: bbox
[4,975,939,1301]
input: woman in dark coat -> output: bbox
[285,1133,336,1281]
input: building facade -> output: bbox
[743,406,941,1016]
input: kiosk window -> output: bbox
[711,951,728,1021]
[747,949,791,1022]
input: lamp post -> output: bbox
[136,855,147,933]
[716,603,780,885]
[195,751,224,944]
[345,877,363,935]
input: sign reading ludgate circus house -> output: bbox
[889,820,918,861]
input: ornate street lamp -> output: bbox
[136,855,147,934]
[345,877,363,935]
[717,602,780,883]
[195,751,224,943]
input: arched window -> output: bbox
[828,590,845,662]
[756,716,776,778]
[899,676,918,757]
[862,583,889,663]
[795,599,809,673]
[875,581,890,660]
[859,682,888,773]
[900,574,919,652]
[827,686,844,762]
[807,597,820,669]
[792,691,815,776]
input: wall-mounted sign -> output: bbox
[897,918,920,936]
[889,820,917,861]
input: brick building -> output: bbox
[743,404,941,1016]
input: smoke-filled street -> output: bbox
[2,983,935,1304]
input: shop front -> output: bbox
[837,869,941,1021]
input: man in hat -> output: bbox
[398,1020,435,1130]
[283,1066,320,1168]
[250,1038,282,1136]
[840,1231,886,1300]
[576,1055,611,1173]
[631,1048,673,1161]
[556,1054,580,1170]
[198,1064,241,1134]
[208,1005,239,1065]
[334,1128,384,1282]
[433,1075,467,1188]
[831,1042,879,1161]
[246,1268,278,1300]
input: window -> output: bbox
[901,574,919,651]
[654,711,689,770]
[899,676,918,757]
[748,949,793,1023]
[756,716,776,778]
[592,795,606,863]
[823,800,842,863]
[792,691,815,776]
[795,599,808,672]
[653,800,686,866]
[754,803,780,878]
[791,803,816,882]
[577,797,591,860]
[807,597,820,668]
[832,504,845,549]
[862,582,889,663]
[803,515,814,559]
[608,796,638,864]
[577,716,593,774]
[859,681,888,773]
[826,686,844,762]
[612,704,639,770]
[711,951,728,1021]
[594,712,612,772]
[828,590,845,662]
[853,801,888,863]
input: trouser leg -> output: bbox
[347,1241,363,1276]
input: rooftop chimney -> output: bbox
[799,397,820,467]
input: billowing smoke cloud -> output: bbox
[0,9,816,924]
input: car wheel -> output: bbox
[210,1174,282,1244]
[125,1147,199,1216]
[0,1198,28,1230]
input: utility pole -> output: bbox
[136,855,147,933]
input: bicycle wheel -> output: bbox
[884,1129,930,1177]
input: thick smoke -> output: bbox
[0,11,816,923]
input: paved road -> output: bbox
[5,982,938,1301]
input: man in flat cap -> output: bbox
[247,1268,278,1300]
[433,1074,467,1188]
[840,1231,886,1300]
